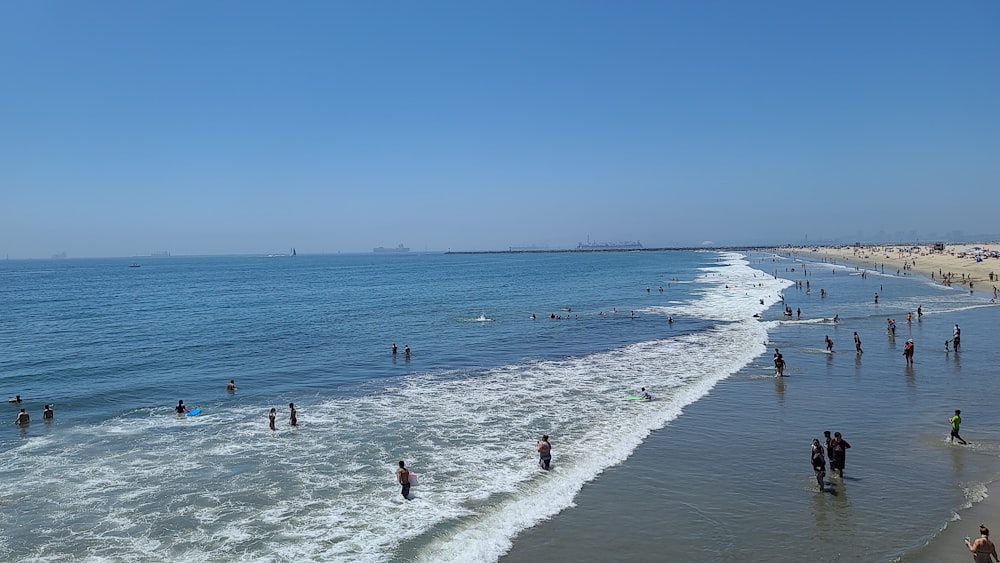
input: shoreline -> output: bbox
[783,243,1000,298]
[899,479,1000,562]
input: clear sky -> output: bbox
[2,1,998,257]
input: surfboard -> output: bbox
[186,408,201,417]
[624,395,647,401]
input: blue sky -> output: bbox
[2,1,998,257]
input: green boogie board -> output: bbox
[624,395,647,401]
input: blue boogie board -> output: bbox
[186,408,201,417]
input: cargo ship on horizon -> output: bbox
[374,244,410,253]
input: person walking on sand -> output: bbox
[268,407,276,430]
[811,439,827,492]
[396,460,411,500]
[966,524,999,563]
[830,432,851,477]
[537,435,552,470]
[854,332,863,354]
[289,403,298,427]
[951,409,968,444]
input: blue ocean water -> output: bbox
[0,251,784,561]
[4,250,998,562]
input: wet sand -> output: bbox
[900,481,1000,562]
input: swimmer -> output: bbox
[226,379,237,391]
[7,395,21,404]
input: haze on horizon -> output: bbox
[2,2,997,259]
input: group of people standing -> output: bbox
[8,395,54,425]
[390,343,411,358]
[810,431,851,492]
[268,403,297,430]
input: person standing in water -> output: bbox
[829,432,851,477]
[289,403,298,427]
[175,400,189,414]
[951,409,968,444]
[391,343,397,355]
[268,408,276,430]
[854,332,863,354]
[965,524,999,563]
[537,435,552,470]
[15,408,30,425]
[397,460,411,500]
[226,379,237,392]
[43,404,53,420]
[903,339,915,366]
[824,335,834,352]
[811,439,827,492]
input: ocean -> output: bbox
[0,250,997,562]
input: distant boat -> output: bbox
[291,248,297,257]
[374,244,410,253]
[128,263,141,268]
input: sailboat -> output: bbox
[290,248,297,257]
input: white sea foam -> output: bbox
[0,253,791,562]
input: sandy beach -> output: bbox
[785,243,1000,298]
